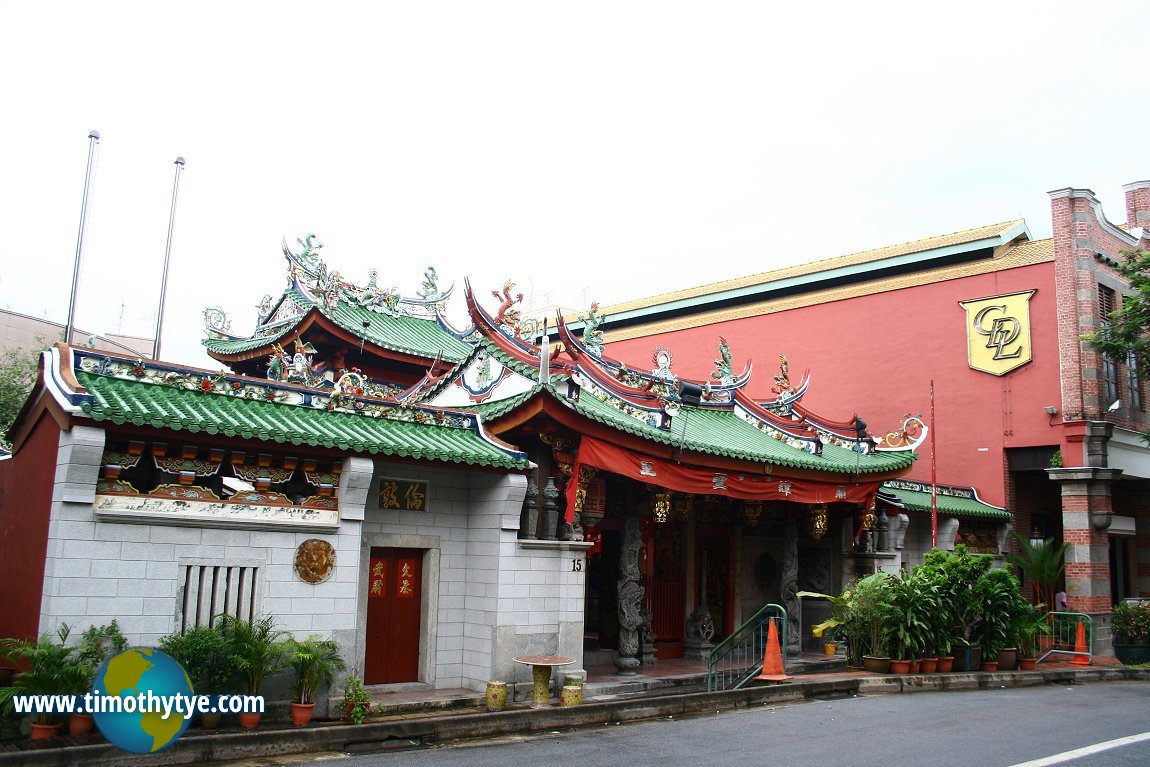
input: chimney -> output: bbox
[1123,179,1150,235]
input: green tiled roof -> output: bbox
[204,290,471,364]
[468,385,546,420]
[204,324,299,355]
[882,482,1009,519]
[326,302,471,363]
[75,372,527,470]
[566,388,915,475]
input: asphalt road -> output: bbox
[302,681,1150,767]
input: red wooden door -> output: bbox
[364,547,422,684]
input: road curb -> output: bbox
[6,668,1148,766]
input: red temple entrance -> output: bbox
[364,547,423,684]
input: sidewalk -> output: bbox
[3,657,1144,767]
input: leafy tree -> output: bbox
[0,345,41,449]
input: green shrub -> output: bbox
[159,625,237,696]
[1112,601,1150,643]
[341,676,373,724]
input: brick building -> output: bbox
[595,180,1150,651]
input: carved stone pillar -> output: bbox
[639,606,657,666]
[782,518,800,656]
[520,476,539,539]
[540,477,559,541]
[875,509,890,552]
[615,514,643,674]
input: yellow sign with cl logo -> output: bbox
[959,290,1035,376]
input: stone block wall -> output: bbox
[358,463,586,693]
[38,424,364,651]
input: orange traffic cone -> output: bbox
[1071,621,1091,665]
[755,619,792,682]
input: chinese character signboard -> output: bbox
[397,558,418,598]
[959,290,1035,376]
[378,479,428,511]
[369,558,386,598]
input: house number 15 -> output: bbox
[571,558,583,572]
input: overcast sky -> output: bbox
[1,1,1145,368]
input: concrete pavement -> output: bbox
[3,661,1148,767]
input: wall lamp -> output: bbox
[1044,406,1058,425]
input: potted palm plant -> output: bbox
[1006,532,1067,614]
[286,635,347,726]
[159,625,237,729]
[72,621,128,735]
[920,545,994,671]
[883,573,921,673]
[1015,604,1049,670]
[218,615,286,729]
[852,571,894,673]
[799,583,856,664]
[0,625,91,740]
[975,567,1024,671]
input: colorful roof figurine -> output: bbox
[13,343,528,471]
[202,234,472,386]
[409,281,923,514]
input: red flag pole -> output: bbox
[931,379,938,549]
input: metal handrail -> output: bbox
[1037,610,1092,664]
[707,603,787,692]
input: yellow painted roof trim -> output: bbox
[604,236,1053,343]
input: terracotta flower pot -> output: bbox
[68,713,95,737]
[921,657,938,673]
[200,712,222,730]
[996,648,1018,671]
[30,722,62,740]
[862,655,890,674]
[936,656,954,673]
[1019,658,1037,670]
[908,659,921,674]
[980,660,999,672]
[290,702,316,727]
[238,711,262,730]
[889,659,911,674]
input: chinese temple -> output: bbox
[404,281,923,666]
[0,234,925,698]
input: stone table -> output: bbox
[512,655,575,708]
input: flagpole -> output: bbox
[152,156,185,360]
[64,130,101,346]
[931,379,938,549]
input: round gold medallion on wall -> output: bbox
[294,539,336,584]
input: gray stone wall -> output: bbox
[359,463,587,693]
[39,426,364,650]
[39,432,589,699]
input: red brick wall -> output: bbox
[0,413,61,640]
[1125,181,1150,232]
[1050,188,1150,437]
